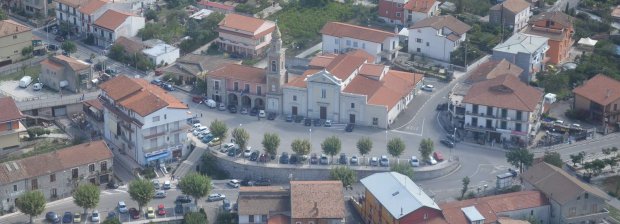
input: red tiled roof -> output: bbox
[209,63,266,83]
[290,181,345,219]
[41,58,65,71]
[320,22,396,43]
[344,70,423,110]
[308,55,336,69]
[490,0,530,14]
[466,59,522,83]
[410,15,471,35]
[0,97,22,123]
[51,55,90,71]
[325,54,368,80]
[572,74,620,106]
[285,70,319,88]
[0,19,31,38]
[94,9,132,31]
[114,36,145,54]
[404,0,438,13]
[78,0,108,15]
[463,74,543,112]
[198,0,235,11]
[218,13,274,34]
[99,76,187,116]
[359,63,386,79]
[84,98,104,110]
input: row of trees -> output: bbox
[16,172,212,223]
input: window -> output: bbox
[346,40,351,46]
[234,82,239,91]
[501,108,508,118]
[516,111,523,120]
[397,3,402,7]
[31,179,38,190]
[373,117,378,125]
[214,81,220,90]
[321,89,326,98]
[501,121,507,129]
[396,12,401,17]
[72,168,78,179]
[271,84,275,92]
[472,105,479,114]
[486,106,493,116]
[50,174,56,182]
[585,193,589,199]
[152,116,160,122]
[362,43,365,49]
[261,215,267,221]
[416,48,421,52]
[471,117,478,126]
[615,104,618,111]
[249,215,254,222]
[426,42,429,47]
[244,84,250,92]
[353,41,358,48]
[416,38,422,43]
[293,95,297,101]
[89,164,95,172]
[515,123,522,132]
[257,86,262,95]
[335,39,339,44]
[101,161,107,171]
[351,103,355,108]
[7,121,12,131]
[271,60,277,72]
[13,185,17,192]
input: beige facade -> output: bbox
[0,20,33,64]
[0,122,26,150]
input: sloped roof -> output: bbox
[78,0,108,15]
[198,0,235,11]
[290,181,345,219]
[463,74,543,112]
[404,0,438,13]
[466,59,523,83]
[99,76,187,116]
[209,63,266,83]
[359,63,386,79]
[325,53,369,80]
[218,13,275,34]
[490,0,530,14]
[0,20,31,38]
[522,162,609,205]
[51,55,90,71]
[114,36,145,54]
[320,22,396,43]
[530,11,573,28]
[0,97,22,123]
[572,74,620,106]
[55,0,91,8]
[237,186,289,216]
[0,141,113,185]
[308,55,336,68]
[493,33,548,54]
[410,15,471,35]
[94,9,132,31]
[361,172,440,219]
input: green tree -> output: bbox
[419,138,434,161]
[178,173,212,206]
[215,212,238,224]
[185,211,209,224]
[232,128,250,151]
[21,46,33,57]
[543,151,564,168]
[128,179,155,212]
[357,137,372,165]
[291,139,311,158]
[108,44,125,61]
[15,190,46,224]
[506,148,534,173]
[330,166,357,187]
[570,152,585,166]
[322,136,342,164]
[144,9,158,21]
[390,163,414,180]
[102,219,121,224]
[591,159,606,175]
[604,157,617,171]
[387,137,405,159]
[61,41,77,54]
[209,120,228,146]
[461,176,470,199]
[262,133,280,158]
[73,184,100,216]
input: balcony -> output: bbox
[99,96,143,127]
[464,124,496,132]
[465,111,526,122]
[228,88,265,97]
[143,143,171,152]
[564,208,609,223]
[143,131,165,139]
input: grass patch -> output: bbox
[607,204,620,221]
[0,65,41,82]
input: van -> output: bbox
[205,99,217,108]
[32,83,43,91]
[19,76,32,88]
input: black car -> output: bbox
[254,178,272,186]
[304,118,312,126]
[228,105,237,113]
[62,212,72,223]
[249,151,259,161]
[345,123,354,132]
[162,84,175,91]
[446,134,459,143]
[267,112,276,120]
[285,115,293,122]
[174,204,184,214]
[294,115,304,123]
[279,152,290,164]
[151,79,163,86]
[310,153,318,164]
[250,108,259,116]
[339,153,348,165]
[46,212,60,223]
[47,44,59,51]
[107,180,119,189]
[240,178,253,186]
[175,195,192,204]
[313,119,322,126]
[290,154,299,164]
[440,139,455,148]
[227,148,238,157]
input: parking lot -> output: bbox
[0,80,58,101]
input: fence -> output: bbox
[0,57,45,76]
[15,91,100,111]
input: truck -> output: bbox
[19,76,32,88]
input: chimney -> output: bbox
[606,89,611,98]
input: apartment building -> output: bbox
[40,55,92,93]
[489,0,532,33]
[215,13,276,58]
[99,75,190,166]
[408,15,471,62]
[92,9,145,47]
[320,22,400,63]
[572,74,620,134]
[378,0,441,25]
[0,97,25,150]
[523,11,574,64]
[492,33,549,82]
[0,20,33,65]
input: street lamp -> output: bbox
[309,128,312,142]
[450,127,457,161]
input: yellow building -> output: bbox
[0,20,33,65]
[0,97,25,150]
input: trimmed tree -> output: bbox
[322,136,342,164]
[232,128,250,151]
[102,219,121,224]
[387,137,406,160]
[291,139,311,158]
[461,176,470,200]
[543,151,563,168]
[357,137,372,165]
[390,163,414,180]
[73,184,100,217]
[262,133,280,158]
[330,166,357,187]
[178,172,212,206]
[419,138,434,161]
[185,211,208,224]
[16,190,46,224]
[128,179,155,212]
[61,41,77,54]
[506,148,534,173]
[209,120,228,147]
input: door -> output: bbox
[320,107,327,120]
[349,114,356,124]
[292,106,298,116]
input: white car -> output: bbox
[91,210,100,222]
[227,179,240,188]
[422,84,434,91]
[243,147,252,157]
[192,123,202,129]
[410,156,420,167]
[554,120,564,125]
[258,110,266,118]
[117,201,128,213]
[193,127,208,136]
[427,156,437,165]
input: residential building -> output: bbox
[283,50,423,128]
[523,11,574,64]
[290,181,345,223]
[492,33,549,82]
[92,9,145,47]
[162,53,239,86]
[320,22,400,63]
[76,0,112,35]
[54,0,88,34]
[99,75,190,166]
[142,42,179,67]
[572,74,620,134]
[613,6,620,22]
[360,172,441,224]
[0,97,25,150]
[378,0,440,25]
[54,0,142,36]
[0,20,33,64]
[489,0,532,33]
[197,0,235,14]
[40,55,92,93]
[113,36,145,54]
[438,191,550,224]
[83,98,104,121]
[237,186,290,224]
[522,162,610,224]
[9,0,53,17]
[0,141,113,212]
[448,59,523,129]
[216,13,276,58]
[462,74,544,147]
[408,15,471,62]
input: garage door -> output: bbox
[52,106,67,117]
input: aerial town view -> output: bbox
[0,0,619,223]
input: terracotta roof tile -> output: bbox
[218,13,275,34]
[530,11,573,28]
[497,218,532,224]
[55,0,92,8]
[52,55,90,71]
[41,58,65,71]
[522,25,566,41]
[325,50,372,80]
[99,75,143,100]
[404,0,438,13]
[359,63,386,79]
[491,0,530,14]
[463,74,543,111]
[114,36,145,54]
[344,70,422,110]
[78,0,108,15]
[0,141,113,185]
[410,15,471,35]
[209,63,266,83]
[94,9,132,31]
[466,59,522,83]
[285,70,318,88]
[572,74,620,106]
[320,22,396,43]
[0,20,31,38]
[290,181,345,219]
[0,97,22,123]
[308,55,336,69]
[198,0,235,11]
[100,76,187,116]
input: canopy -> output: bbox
[578,37,598,47]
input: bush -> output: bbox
[140,168,156,179]
[497,185,522,194]
[26,127,50,140]
[565,109,589,121]
[199,152,230,179]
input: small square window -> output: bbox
[351,103,355,108]
[89,164,95,172]
[416,38,422,43]
[373,118,378,125]
[50,174,56,182]
[152,116,160,122]
[426,42,430,47]
[293,95,297,101]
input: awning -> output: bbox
[145,150,171,162]
[578,37,598,47]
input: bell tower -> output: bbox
[266,24,286,114]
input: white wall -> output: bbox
[282,87,308,116]
[408,27,463,62]
[321,34,384,63]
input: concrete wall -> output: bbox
[211,150,460,183]
[408,27,461,62]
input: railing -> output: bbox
[464,111,526,122]
[564,208,609,223]
[227,88,265,97]
[464,124,496,132]
[143,131,165,139]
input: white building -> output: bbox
[143,43,180,66]
[320,22,400,63]
[54,0,133,37]
[283,50,423,128]
[489,0,532,33]
[93,9,145,47]
[408,15,471,62]
[403,0,441,25]
[100,75,190,166]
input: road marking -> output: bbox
[391,129,422,136]
[393,119,424,136]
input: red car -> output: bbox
[157,204,166,216]
[433,151,444,162]
[129,208,140,219]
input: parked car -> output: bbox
[129,208,140,219]
[218,103,226,111]
[258,110,267,118]
[193,127,208,136]
[151,79,163,86]
[319,154,329,165]
[286,115,293,122]
[240,107,248,114]
[163,181,171,190]
[107,180,119,189]
[175,195,192,204]
[280,152,290,164]
[350,155,359,165]
[379,155,390,167]
[46,212,60,223]
[440,139,455,148]
[228,105,237,113]
[250,108,259,116]
[227,179,240,188]
[157,204,166,216]
[117,201,129,213]
[91,210,100,222]
[174,204,184,214]
[154,190,167,198]
[433,151,445,162]
[304,118,312,126]
[162,83,174,91]
[73,212,81,223]
[227,147,239,157]
[106,212,117,221]
[324,120,332,127]
[223,199,232,212]
[254,178,271,186]
[201,134,215,143]
[243,147,252,158]
[62,212,72,223]
[267,112,276,120]
[48,44,59,51]
[345,123,354,132]
[339,153,348,165]
[222,143,235,153]
[290,154,299,164]
[422,84,434,91]
[207,193,226,202]
[410,156,420,167]
[313,119,322,126]
[146,207,155,219]
[310,153,318,164]
[446,134,459,143]
[259,153,268,163]
[249,151,259,161]
[294,115,304,123]
[427,156,437,165]
[370,157,379,166]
